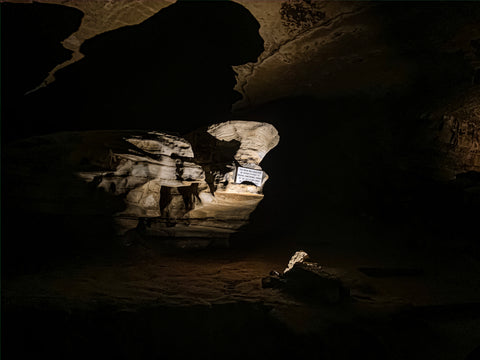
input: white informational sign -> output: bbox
[235,166,263,187]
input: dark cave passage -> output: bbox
[2,0,264,142]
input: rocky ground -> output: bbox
[4,227,480,360]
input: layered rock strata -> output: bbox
[6,121,279,244]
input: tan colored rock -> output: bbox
[11,0,480,113]
[232,0,366,108]
[284,250,310,274]
[10,0,369,98]
[7,121,279,243]
[13,0,174,89]
[207,120,280,169]
[423,87,480,179]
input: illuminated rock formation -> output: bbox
[206,120,280,169]
[6,121,279,245]
[89,121,279,242]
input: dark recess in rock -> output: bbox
[0,2,83,101]
[2,0,264,142]
[358,267,423,278]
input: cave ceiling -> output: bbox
[2,0,480,177]
[6,0,480,106]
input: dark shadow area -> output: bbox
[232,94,479,257]
[4,295,480,360]
[227,4,480,253]
[3,2,480,360]
[1,132,132,277]
[0,2,84,107]
[1,0,263,276]
[3,302,302,360]
[232,95,397,238]
[369,2,477,101]
[2,0,264,142]
[185,128,241,193]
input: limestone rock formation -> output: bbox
[107,120,279,241]
[8,0,174,88]
[283,250,310,274]
[14,1,480,111]
[407,87,480,180]
[6,121,279,245]
[263,252,350,303]
[431,88,480,177]
[206,120,280,170]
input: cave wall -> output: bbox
[4,0,174,88]
[7,1,480,104]
[4,1,480,178]
[2,0,480,244]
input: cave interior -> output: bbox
[2,1,480,359]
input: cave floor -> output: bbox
[4,232,480,360]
